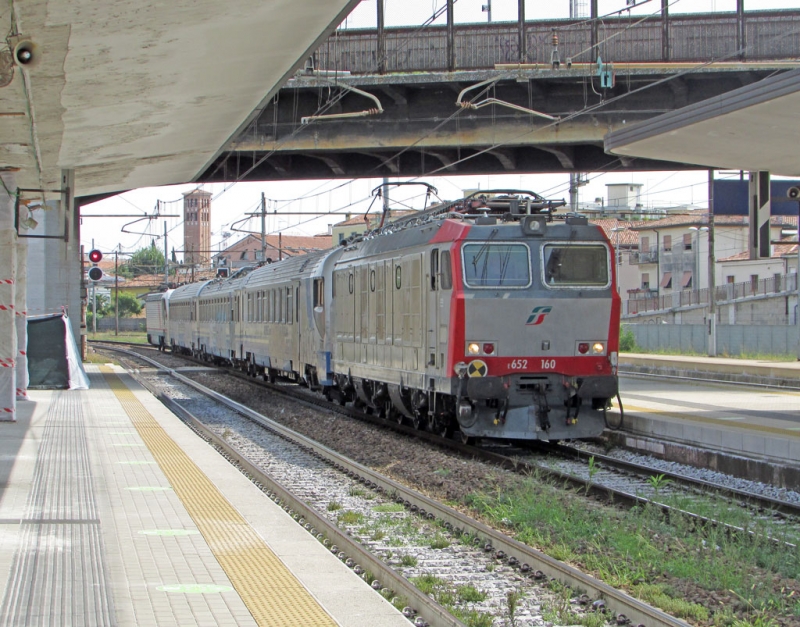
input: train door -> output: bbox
[427,249,439,375]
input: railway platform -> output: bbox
[614,354,800,487]
[0,364,408,627]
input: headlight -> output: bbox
[467,342,481,355]
[592,342,605,354]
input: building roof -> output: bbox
[590,219,648,247]
[718,237,800,262]
[215,232,332,259]
[630,213,798,231]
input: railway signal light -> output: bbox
[88,249,103,281]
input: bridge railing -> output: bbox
[314,11,800,74]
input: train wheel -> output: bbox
[410,413,421,430]
[267,369,277,384]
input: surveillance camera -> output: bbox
[788,186,800,200]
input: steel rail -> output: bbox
[95,343,797,534]
[101,344,690,627]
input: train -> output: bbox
[146,186,620,442]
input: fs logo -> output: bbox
[526,306,552,326]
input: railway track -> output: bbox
[92,341,800,543]
[96,342,691,627]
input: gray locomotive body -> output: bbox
[150,191,620,442]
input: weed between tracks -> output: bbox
[466,469,800,626]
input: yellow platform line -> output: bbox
[612,401,800,438]
[100,368,337,627]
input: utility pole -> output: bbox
[163,219,168,287]
[261,192,267,262]
[91,239,97,335]
[708,170,717,357]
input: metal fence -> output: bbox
[316,11,800,73]
[94,317,146,332]
[626,323,800,357]
[625,273,799,316]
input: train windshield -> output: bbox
[543,244,609,287]
[462,243,531,288]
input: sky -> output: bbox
[78,0,800,260]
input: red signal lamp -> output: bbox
[88,249,103,263]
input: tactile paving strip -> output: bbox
[101,368,337,627]
[0,390,115,627]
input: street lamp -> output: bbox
[689,226,709,294]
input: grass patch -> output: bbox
[456,584,486,603]
[373,502,405,513]
[326,501,342,511]
[338,510,364,525]
[429,533,450,549]
[348,486,366,497]
[465,477,799,625]
[399,554,418,567]
[84,350,119,365]
[86,330,149,344]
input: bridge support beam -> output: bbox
[0,171,17,421]
[447,0,455,72]
[517,0,526,64]
[748,171,771,259]
[377,0,385,74]
[737,0,746,61]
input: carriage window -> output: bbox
[462,243,530,288]
[395,266,402,289]
[430,250,439,290]
[314,278,324,308]
[543,244,609,287]
[440,250,452,290]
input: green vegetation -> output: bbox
[337,510,364,525]
[373,502,405,513]
[85,330,148,345]
[465,477,800,625]
[399,554,418,567]
[86,292,144,329]
[619,325,638,352]
[326,501,342,511]
[429,533,450,549]
[410,574,494,627]
[117,242,167,278]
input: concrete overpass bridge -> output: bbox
[200,7,800,183]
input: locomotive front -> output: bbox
[448,211,620,442]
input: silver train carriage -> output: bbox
[145,289,172,350]
[151,190,620,442]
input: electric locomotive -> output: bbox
[326,188,620,442]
